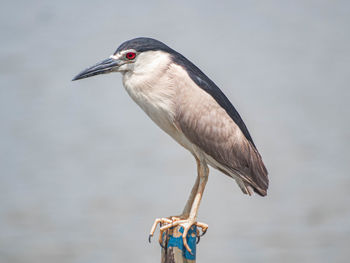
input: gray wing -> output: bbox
[173,72,268,196]
[171,50,257,148]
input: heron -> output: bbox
[72,37,268,253]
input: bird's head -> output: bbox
[72,37,175,81]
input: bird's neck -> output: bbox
[121,52,177,133]
[122,51,174,104]
[122,51,172,88]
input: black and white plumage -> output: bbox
[73,37,268,252]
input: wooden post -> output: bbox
[161,225,197,263]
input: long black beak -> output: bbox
[72,57,122,81]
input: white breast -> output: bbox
[121,51,183,140]
[121,50,198,153]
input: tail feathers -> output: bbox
[235,179,255,196]
[215,142,269,197]
[235,144,269,197]
[237,176,267,197]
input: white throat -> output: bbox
[121,50,177,134]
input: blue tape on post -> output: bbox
[167,226,196,260]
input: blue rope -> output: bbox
[166,226,196,260]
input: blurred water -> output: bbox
[1,1,349,262]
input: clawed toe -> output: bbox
[149,216,208,253]
[148,218,173,245]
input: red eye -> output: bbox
[126,52,136,60]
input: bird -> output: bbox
[72,37,268,253]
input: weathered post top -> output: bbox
[161,225,198,263]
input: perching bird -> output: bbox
[72,37,268,252]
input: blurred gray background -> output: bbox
[1,0,349,262]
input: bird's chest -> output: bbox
[122,72,178,135]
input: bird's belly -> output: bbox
[139,101,177,137]
[124,82,194,151]
[136,98,194,151]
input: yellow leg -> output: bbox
[182,173,200,217]
[149,156,201,241]
[148,174,202,246]
[154,157,209,253]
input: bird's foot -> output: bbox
[148,216,208,254]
